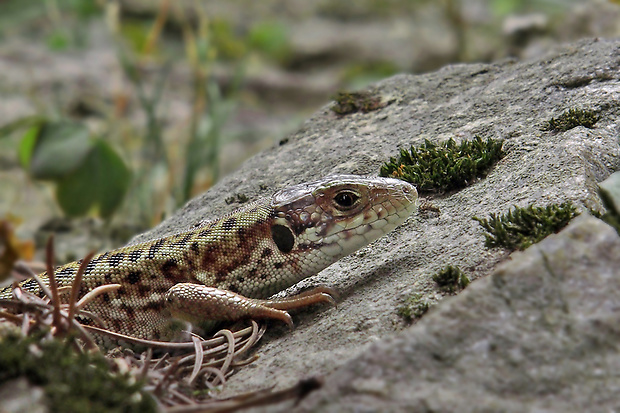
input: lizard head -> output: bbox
[270,175,418,260]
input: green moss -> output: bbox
[118,19,154,55]
[398,293,429,321]
[473,202,579,251]
[330,91,384,116]
[0,333,157,413]
[542,108,599,132]
[380,137,504,193]
[225,193,249,204]
[432,265,470,293]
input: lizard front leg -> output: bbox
[165,283,337,329]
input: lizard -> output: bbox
[0,175,417,342]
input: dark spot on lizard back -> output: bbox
[199,229,212,237]
[182,250,195,269]
[108,253,125,267]
[128,250,141,262]
[22,279,39,291]
[176,234,192,246]
[261,248,273,258]
[138,283,152,295]
[147,239,166,259]
[56,266,76,281]
[162,259,180,280]
[274,262,284,269]
[215,270,228,283]
[144,301,160,311]
[121,303,135,317]
[102,293,110,303]
[237,227,247,237]
[85,259,98,275]
[223,217,237,230]
[127,271,141,285]
[190,242,200,253]
[200,245,219,268]
[76,315,93,326]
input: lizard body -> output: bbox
[1,175,417,341]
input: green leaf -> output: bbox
[17,123,40,169]
[56,140,130,219]
[26,120,94,180]
[0,115,43,139]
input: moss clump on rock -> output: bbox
[473,202,579,251]
[0,333,157,413]
[432,265,470,293]
[542,108,599,132]
[380,136,504,193]
[330,91,384,115]
[398,293,430,321]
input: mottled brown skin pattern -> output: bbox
[1,176,417,341]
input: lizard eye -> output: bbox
[333,190,360,210]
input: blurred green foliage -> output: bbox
[119,20,157,55]
[16,120,130,219]
[490,0,566,17]
[0,0,590,230]
[0,1,245,227]
[247,21,291,63]
[210,19,247,60]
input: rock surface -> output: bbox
[600,171,620,214]
[299,215,620,412]
[130,37,620,408]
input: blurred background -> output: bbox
[0,0,619,267]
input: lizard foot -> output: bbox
[165,284,337,329]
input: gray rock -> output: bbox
[127,37,620,408]
[299,215,620,412]
[599,171,620,215]
[0,377,47,413]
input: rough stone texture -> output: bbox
[600,171,620,214]
[129,38,620,407]
[299,215,620,412]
